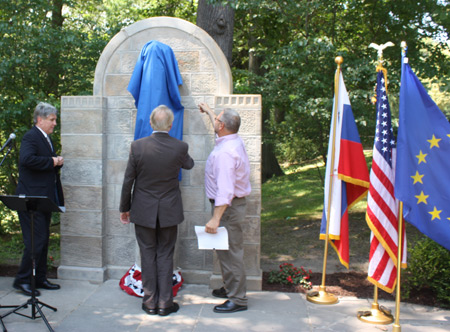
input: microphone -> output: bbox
[0,133,16,152]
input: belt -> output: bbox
[209,197,244,204]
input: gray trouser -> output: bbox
[135,223,177,309]
[213,197,247,306]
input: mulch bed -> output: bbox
[0,264,57,278]
[262,271,440,308]
[0,264,439,308]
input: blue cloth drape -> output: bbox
[128,41,184,141]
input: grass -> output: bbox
[261,153,423,270]
[0,223,61,267]
[262,160,326,221]
[261,160,328,261]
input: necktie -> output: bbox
[46,135,53,152]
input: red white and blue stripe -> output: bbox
[366,70,406,293]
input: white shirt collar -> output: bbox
[35,125,48,138]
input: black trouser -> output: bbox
[15,210,52,284]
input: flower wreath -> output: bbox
[119,263,183,297]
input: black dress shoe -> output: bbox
[212,287,228,298]
[142,304,157,315]
[213,300,247,313]
[36,280,61,290]
[13,281,41,297]
[158,302,179,316]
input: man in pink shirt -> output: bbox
[199,102,251,313]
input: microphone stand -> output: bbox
[0,143,13,167]
[0,196,60,332]
[0,136,58,332]
[0,144,19,332]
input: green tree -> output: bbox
[230,0,450,172]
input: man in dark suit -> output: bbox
[14,102,64,296]
[120,105,194,316]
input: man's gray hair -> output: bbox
[220,109,241,133]
[33,102,57,124]
[150,105,174,131]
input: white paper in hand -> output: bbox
[195,226,229,250]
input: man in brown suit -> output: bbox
[119,105,194,316]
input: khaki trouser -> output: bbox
[212,197,247,306]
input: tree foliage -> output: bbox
[230,0,450,165]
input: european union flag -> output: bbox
[395,59,450,251]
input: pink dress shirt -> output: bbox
[205,133,251,206]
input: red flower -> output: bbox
[287,276,293,283]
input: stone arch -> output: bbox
[93,16,232,97]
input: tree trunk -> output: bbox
[45,0,64,96]
[262,141,284,182]
[196,0,234,65]
[248,17,283,181]
[261,106,284,182]
[196,0,283,181]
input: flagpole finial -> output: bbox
[401,41,408,58]
[369,42,394,67]
[335,56,344,65]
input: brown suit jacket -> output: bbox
[119,132,194,228]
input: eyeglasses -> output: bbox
[215,117,223,123]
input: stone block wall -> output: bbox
[59,96,107,281]
[59,17,262,290]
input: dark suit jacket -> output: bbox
[15,126,64,206]
[120,132,194,228]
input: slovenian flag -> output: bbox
[320,71,370,268]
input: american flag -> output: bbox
[366,70,406,293]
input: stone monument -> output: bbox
[59,17,262,290]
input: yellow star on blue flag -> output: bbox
[395,59,450,251]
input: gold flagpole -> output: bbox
[358,42,394,324]
[392,202,404,332]
[393,41,409,332]
[307,56,342,305]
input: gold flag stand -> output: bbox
[306,56,343,305]
[357,287,394,325]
